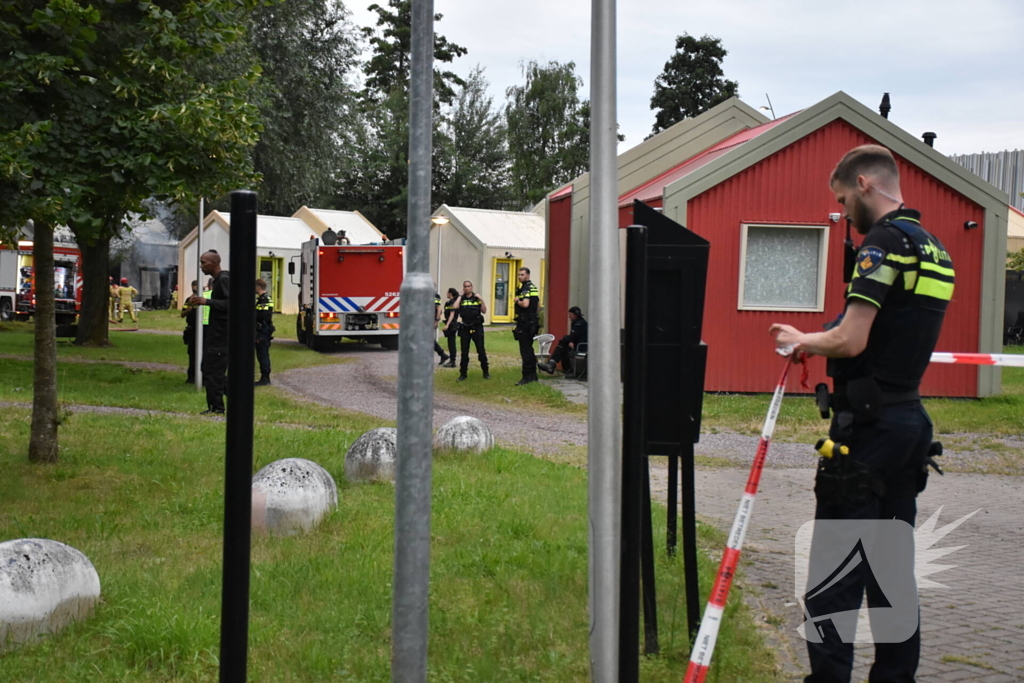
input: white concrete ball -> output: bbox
[345,427,398,483]
[434,416,494,453]
[251,458,338,536]
[0,538,101,651]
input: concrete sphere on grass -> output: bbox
[0,538,101,651]
[251,458,338,536]
[345,427,398,483]
[434,416,494,453]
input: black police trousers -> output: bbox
[255,330,272,377]
[549,335,573,369]
[459,323,488,374]
[516,319,537,377]
[185,327,196,382]
[444,325,457,359]
[805,402,932,683]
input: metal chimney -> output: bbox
[923,132,937,148]
[879,93,891,119]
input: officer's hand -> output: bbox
[769,323,810,359]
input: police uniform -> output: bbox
[117,283,139,323]
[514,278,540,384]
[545,314,587,373]
[183,297,198,383]
[203,272,230,413]
[457,293,489,379]
[433,292,449,364]
[255,290,275,386]
[807,208,954,682]
[442,294,459,364]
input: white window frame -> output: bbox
[737,222,829,312]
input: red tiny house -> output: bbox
[685,120,985,397]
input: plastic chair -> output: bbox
[533,333,555,362]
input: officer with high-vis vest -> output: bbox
[453,279,489,381]
[513,267,540,386]
[188,251,230,415]
[771,145,955,683]
[117,278,139,323]
[440,287,459,367]
[254,278,275,386]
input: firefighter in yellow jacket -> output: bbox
[117,278,139,323]
[109,277,120,321]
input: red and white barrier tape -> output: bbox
[682,360,792,683]
[930,352,1024,368]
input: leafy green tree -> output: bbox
[338,0,466,238]
[1,0,262,460]
[505,60,590,208]
[436,66,513,210]
[1008,248,1024,271]
[649,33,739,136]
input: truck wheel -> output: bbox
[56,314,76,326]
[380,335,399,351]
[0,299,12,322]
[296,316,306,344]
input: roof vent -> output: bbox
[922,132,937,148]
[879,93,891,119]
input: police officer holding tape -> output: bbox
[454,280,489,382]
[771,145,954,682]
[513,267,540,386]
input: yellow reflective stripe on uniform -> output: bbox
[885,253,917,265]
[915,277,955,301]
[202,289,212,324]
[903,271,918,290]
[847,292,882,308]
[859,264,899,286]
[919,261,955,278]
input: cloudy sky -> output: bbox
[348,0,1023,156]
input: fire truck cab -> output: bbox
[0,235,82,325]
[293,233,404,351]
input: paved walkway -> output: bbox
[276,351,1024,681]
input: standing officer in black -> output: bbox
[188,250,230,415]
[181,280,199,383]
[513,267,541,385]
[433,289,450,366]
[453,280,489,381]
[772,145,955,683]
[254,278,275,386]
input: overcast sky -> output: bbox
[348,0,1023,156]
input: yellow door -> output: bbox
[491,258,516,323]
[258,257,283,310]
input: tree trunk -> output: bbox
[75,233,112,346]
[29,221,59,463]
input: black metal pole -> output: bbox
[681,440,700,640]
[618,225,648,683]
[667,453,678,555]
[640,458,659,655]
[219,190,257,683]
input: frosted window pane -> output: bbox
[743,227,821,308]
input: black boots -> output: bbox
[438,353,449,366]
[255,374,271,387]
[539,360,556,375]
[515,375,537,386]
[457,373,468,382]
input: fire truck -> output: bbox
[0,233,82,325]
[292,231,404,351]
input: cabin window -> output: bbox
[738,223,828,312]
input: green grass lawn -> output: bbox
[0,409,778,682]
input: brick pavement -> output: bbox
[649,462,1024,681]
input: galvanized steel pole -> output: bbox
[589,0,622,680]
[195,197,204,391]
[391,0,435,681]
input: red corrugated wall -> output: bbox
[547,194,572,339]
[687,120,985,396]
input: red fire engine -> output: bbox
[292,233,404,351]
[0,236,82,325]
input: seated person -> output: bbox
[540,306,587,374]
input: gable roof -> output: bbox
[179,210,314,251]
[432,205,545,251]
[292,206,383,245]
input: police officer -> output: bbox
[771,145,954,683]
[117,278,139,324]
[433,289,450,366]
[513,267,540,385]
[453,280,489,381]
[540,306,587,375]
[181,280,198,384]
[188,251,230,415]
[254,278,275,386]
[441,287,459,367]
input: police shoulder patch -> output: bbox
[856,246,886,277]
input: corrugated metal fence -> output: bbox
[950,149,1024,212]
